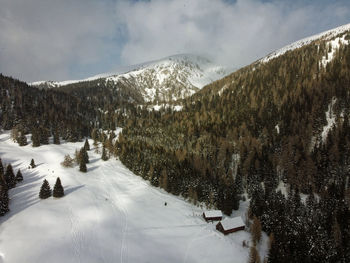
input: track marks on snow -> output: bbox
[100,164,129,263]
[67,206,84,263]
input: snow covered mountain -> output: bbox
[32,54,229,103]
[260,23,350,63]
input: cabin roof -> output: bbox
[203,210,222,218]
[220,216,245,231]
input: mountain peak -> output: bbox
[31,54,229,103]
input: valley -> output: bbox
[1,5,350,261]
[0,131,267,263]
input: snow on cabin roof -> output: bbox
[220,216,245,231]
[204,210,223,218]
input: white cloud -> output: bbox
[0,0,349,82]
[0,0,117,82]
[116,0,350,68]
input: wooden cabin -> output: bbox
[216,216,245,235]
[203,210,223,222]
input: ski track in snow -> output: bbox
[85,185,107,263]
[67,205,83,263]
[98,164,124,262]
[183,223,212,263]
[101,164,129,263]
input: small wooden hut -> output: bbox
[203,210,223,222]
[216,216,245,235]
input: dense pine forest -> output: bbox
[0,75,96,143]
[1,28,350,262]
[115,32,350,262]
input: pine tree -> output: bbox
[249,245,261,263]
[39,179,51,199]
[84,138,90,151]
[4,164,16,189]
[31,129,41,147]
[0,159,4,188]
[91,128,99,150]
[30,158,36,168]
[11,127,19,143]
[39,126,49,145]
[0,158,4,175]
[101,146,109,161]
[18,131,28,146]
[53,128,60,145]
[160,168,168,191]
[53,177,64,198]
[80,147,89,164]
[16,169,23,182]
[75,149,82,165]
[0,174,6,189]
[91,128,98,142]
[79,159,87,173]
[251,216,262,245]
[0,186,9,216]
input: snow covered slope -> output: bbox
[31,54,228,103]
[0,131,267,263]
[261,23,350,63]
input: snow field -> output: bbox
[0,131,267,263]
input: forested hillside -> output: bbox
[2,22,350,263]
[0,75,95,144]
[116,28,350,262]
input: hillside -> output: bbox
[0,74,95,141]
[0,131,267,263]
[115,23,350,262]
[31,54,228,103]
[2,20,350,263]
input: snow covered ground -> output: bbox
[0,131,267,263]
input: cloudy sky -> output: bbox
[0,0,350,82]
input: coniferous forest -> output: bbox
[1,28,350,262]
[115,32,350,262]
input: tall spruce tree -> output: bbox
[0,158,4,175]
[84,138,90,151]
[39,179,51,199]
[0,159,4,188]
[248,245,261,263]
[101,146,109,161]
[4,164,16,189]
[79,159,87,173]
[16,169,23,182]
[80,147,89,164]
[31,129,41,147]
[0,186,9,216]
[18,131,28,146]
[30,158,36,168]
[53,128,60,145]
[39,126,49,145]
[251,216,262,245]
[53,177,64,198]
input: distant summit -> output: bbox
[31,54,229,103]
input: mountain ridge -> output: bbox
[31,54,229,103]
[260,22,350,63]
